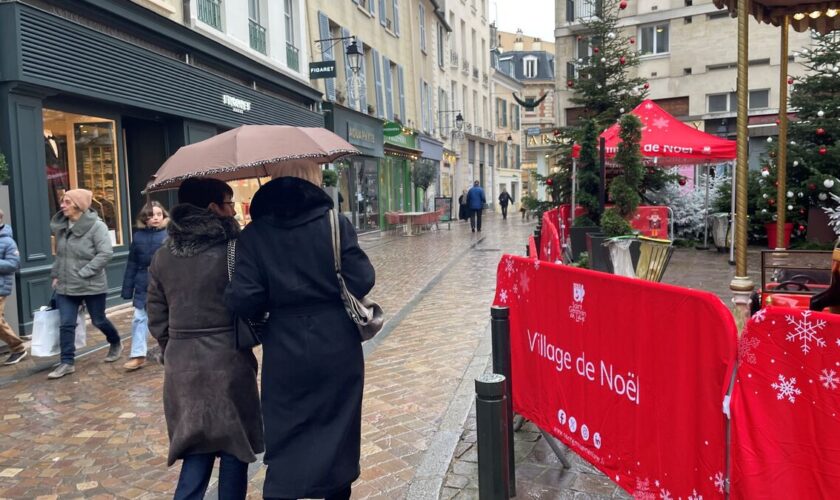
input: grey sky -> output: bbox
[491,0,556,43]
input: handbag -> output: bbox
[226,239,267,350]
[329,209,384,341]
[30,298,87,357]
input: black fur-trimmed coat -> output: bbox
[147,203,264,466]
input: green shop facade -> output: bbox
[382,131,423,219]
[0,0,323,333]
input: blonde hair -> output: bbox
[265,159,322,186]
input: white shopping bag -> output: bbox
[30,308,87,357]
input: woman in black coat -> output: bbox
[225,167,375,500]
[458,189,469,221]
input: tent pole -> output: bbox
[775,15,790,250]
[697,162,711,250]
[730,161,736,265]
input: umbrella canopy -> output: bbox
[712,0,840,34]
[145,125,358,192]
[572,100,737,164]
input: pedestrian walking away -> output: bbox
[498,188,514,220]
[0,210,25,366]
[225,160,375,500]
[458,189,469,222]
[120,201,168,372]
[467,181,486,232]
[147,178,263,500]
[48,189,122,379]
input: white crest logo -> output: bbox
[573,283,585,303]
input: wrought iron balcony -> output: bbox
[198,0,222,30]
[249,19,267,54]
[482,73,488,86]
[286,43,300,72]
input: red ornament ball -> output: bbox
[629,37,636,44]
[553,129,561,137]
[546,178,554,186]
[816,128,826,135]
[799,225,806,232]
[800,208,806,215]
[768,198,776,205]
[593,47,600,54]
[567,80,574,88]
[774,181,779,187]
[619,0,628,9]
[787,77,794,85]
[643,82,650,89]
[678,177,687,186]
[619,56,627,65]
[809,183,817,191]
[819,146,828,155]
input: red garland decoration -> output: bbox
[643,82,650,89]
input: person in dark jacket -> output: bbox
[147,178,263,500]
[0,210,25,366]
[498,188,514,220]
[48,189,122,379]
[120,201,168,371]
[458,189,469,221]
[225,162,375,500]
[466,180,487,232]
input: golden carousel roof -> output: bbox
[712,0,840,34]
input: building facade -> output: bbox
[554,0,812,169]
[490,52,524,213]
[496,30,557,199]
[0,0,320,333]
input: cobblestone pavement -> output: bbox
[0,214,535,499]
[441,245,763,500]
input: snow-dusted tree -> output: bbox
[647,175,729,241]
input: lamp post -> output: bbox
[345,39,363,74]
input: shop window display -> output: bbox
[43,109,123,245]
[337,159,380,232]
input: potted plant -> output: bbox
[411,161,437,211]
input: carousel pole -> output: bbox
[775,15,790,250]
[570,157,577,247]
[730,0,754,329]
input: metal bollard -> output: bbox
[533,224,542,258]
[476,373,511,500]
[491,306,516,497]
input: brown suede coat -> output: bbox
[147,204,264,466]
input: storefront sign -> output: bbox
[309,60,337,79]
[347,122,376,150]
[494,256,736,499]
[525,130,558,148]
[526,127,541,136]
[383,121,402,137]
[384,131,417,150]
[222,94,251,114]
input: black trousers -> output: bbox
[500,204,508,219]
[266,485,351,500]
[470,209,483,231]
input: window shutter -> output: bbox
[341,27,352,104]
[352,0,359,4]
[419,80,427,132]
[392,0,400,36]
[318,12,336,102]
[372,48,384,118]
[379,0,387,26]
[566,0,574,21]
[369,0,375,15]
[419,4,426,51]
[428,84,434,135]
[515,106,520,130]
[397,65,406,124]
[357,37,368,111]
[383,56,394,120]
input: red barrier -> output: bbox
[494,256,736,498]
[630,206,669,239]
[730,307,840,499]
[539,216,561,263]
[528,235,538,259]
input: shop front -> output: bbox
[417,135,443,212]
[0,2,322,332]
[381,131,421,227]
[323,103,384,233]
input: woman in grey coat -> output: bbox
[147,178,263,500]
[48,189,122,380]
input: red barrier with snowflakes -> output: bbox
[494,256,737,499]
[540,211,562,263]
[730,307,840,499]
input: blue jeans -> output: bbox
[174,452,248,500]
[55,293,121,365]
[129,307,148,358]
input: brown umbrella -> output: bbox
[145,125,359,192]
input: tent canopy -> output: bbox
[711,0,840,34]
[572,100,737,165]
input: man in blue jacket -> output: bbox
[0,210,24,365]
[466,180,486,233]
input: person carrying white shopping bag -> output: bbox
[30,297,87,358]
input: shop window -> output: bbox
[43,109,123,246]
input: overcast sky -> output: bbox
[491,0,556,43]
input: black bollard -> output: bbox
[533,223,542,258]
[475,373,510,500]
[491,306,516,497]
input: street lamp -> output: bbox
[345,40,363,74]
[455,112,465,131]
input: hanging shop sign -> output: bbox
[384,131,417,150]
[383,121,402,137]
[309,60,337,79]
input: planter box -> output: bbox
[570,225,600,261]
[765,222,793,249]
[586,233,614,274]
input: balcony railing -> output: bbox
[462,59,470,74]
[286,43,300,72]
[198,0,222,30]
[249,19,267,54]
[450,50,459,68]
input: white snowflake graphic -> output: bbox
[652,117,669,129]
[498,289,508,304]
[633,478,656,500]
[512,284,519,296]
[659,489,672,500]
[836,338,840,347]
[738,335,760,364]
[821,369,839,390]
[687,489,703,500]
[504,258,515,277]
[520,271,531,294]
[771,374,802,403]
[533,259,541,270]
[786,311,827,354]
[752,309,767,323]
[712,471,726,493]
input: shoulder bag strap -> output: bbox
[329,209,342,273]
[226,239,236,282]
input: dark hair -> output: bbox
[177,178,233,209]
[136,201,168,228]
